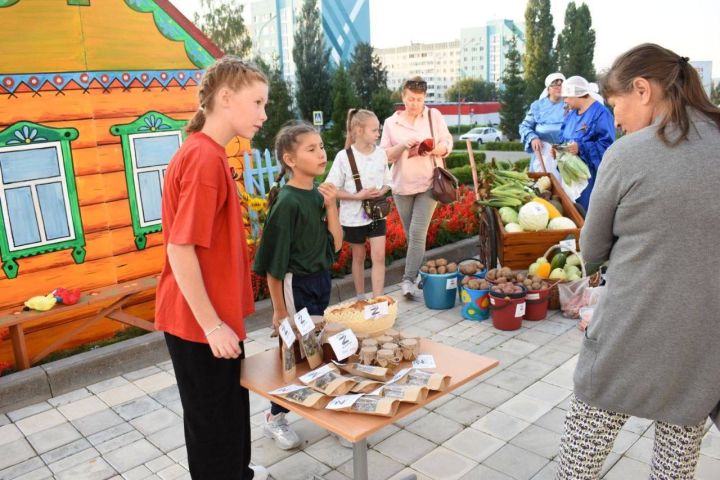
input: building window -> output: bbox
[0,122,85,279]
[111,112,186,250]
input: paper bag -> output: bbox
[402,369,451,391]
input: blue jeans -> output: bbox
[393,189,438,283]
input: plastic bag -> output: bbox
[557,151,590,201]
[558,277,591,318]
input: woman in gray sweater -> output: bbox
[556,43,720,480]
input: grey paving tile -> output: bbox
[471,410,530,442]
[484,444,548,480]
[482,349,522,371]
[367,424,400,447]
[249,436,295,467]
[603,456,650,479]
[540,367,575,390]
[531,460,558,479]
[406,411,464,444]
[532,320,574,336]
[47,389,92,408]
[0,413,8,427]
[291,418,331,448]
[40,438,92,465]
[156,463,188,479]
[697,454,720,480]
[527,346,576,367]
[149,385,181,407]
[388,468,429,480]
[701,431,720,460]
[86,421,134,447]
[611,429,641,455]
[375,429,436,465]
[509,425,561,459]
[123,366,163,382]
[57,396,109,421]
[496,395,554,423]
[461,383,515,409]
[434,396,490,426]
[14,409,66,436]
[515,329,558,346]
[338,450,404,480]
[411,446,477,480]
[621,416,654,435]
[494,338,541,357]
[507,358,557,380]
[267,451,331,480]
[424,391,457,410]
[130,408,181,436]
[97,383,146,407]
[393,407,429,428]
[146,423,185,453]
[444,427,505,462]
[145,454,174,473]
[26,422,81,454]
[122,464,153,480]
[304,435,354,468]
[459,464,513,479]
[7,402,52,422]
[113,395,162,421]
[519,381,571,406]
[47,446,100,475]
[72,408,125,437]
[95,429,143,455]
[104,439,163,473]
[624,435,654,464]
[485,370,537,393]
[87,376,130,395]
[0,423,24,447]
[0,457,45,480]
[133,372,177,395]
[535,407,568,434]
[54,457,116,480]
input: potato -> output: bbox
[426,260,437,268]
[516,273,526,283]
[460,264,475,275]
[420,266,429,273]
[496,276,508,284]
[486,269,497,280]
[500,267,513,277]
[436,258,448,267]
[446,262,457,273]
[429,267,438,274]
[531,282,541,290]
[462,276,470,285]
[475,261,485,271]
[480,280,490,289]
[437,266,447,274]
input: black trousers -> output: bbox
[165,333,254,480]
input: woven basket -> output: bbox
[323,295,397,335]
[542,244,594,310]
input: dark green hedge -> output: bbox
[445,151,486,169]
[484,141,525,151]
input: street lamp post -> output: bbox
[253,14,277,60]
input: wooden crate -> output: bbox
[495,173,584,269]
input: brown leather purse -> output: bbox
[427,109,458,204]
[346,148,391,222]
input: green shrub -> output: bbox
[484,141,525,151]
[453,139,476,150]
[449,165,474,185]
[514,158,530,172]
[445,151,485,169]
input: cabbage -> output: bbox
[498,207,518,225]
[547,216,577,230]
[565,253,581,266]
[505,222,524,233]
[518,202,549,231]
[549,268,567,280]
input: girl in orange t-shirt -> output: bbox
[155,57,269,480]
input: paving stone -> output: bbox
[0,456,45,479]
[146,423,185,453]
[57,396,108,421]
[95,429,144,455]
[393,407,429,428]
[496,395,554,423]
[47,446,100,475]
[149,385,181,407]
[40,437,92,464]
[266,451,330,480]
[461,383,515,409]
[424,391,456,410]
[72,408,125,437]
[611,429,641,454]
[288,418,330,449]
[47,388,92,408]
[130,408,181,436]
[375,429,436,465]
[531,460,558,479]
[532,320,573,336]
[0,413,8,426]
[304,435,354,468]
[603,456,650,479]
[0,423,24,446]
[122,464,153,480]
[701,431,720,460]
[540,367,575,390]
[9,466,54,480]
[556,395,573,410]
[527,346,576,367]
[54,457,117,480]
[367,424,400,447]
[7,402,52,422]
[87,422,134,448]
[621,416,654,435]
[471,410,530,442]
[473,334,508,353]
[484,444,549,480]
[104,439,163,473]
[87,377,130,395]
[509,425,561,459]
[485,370,537,393]
[515,329,558,346]
[406,411,463,444]
[535,408,568,434]
[459,464,513,479]
[156,464,188,479]
[388,468,429,480]
[507,358,556,380]
[113,395,162,421]
[411,446,477,480]
[26,421,81,454]
[481,349,522,372]
[696,454,720,480]
[133,372,176,394]
[434,396,490,426]
[338,450,404,480]
[249,436,296,467]
[444,427,505,462]
[519,381,571,406]
[167,446,188,463]
[494,338,541,357]
[124,366,163,382]
[14,408,66,436]
[145,454,174,473]
[97,383,146,407]
[624,435,654,463]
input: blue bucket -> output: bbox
[461,287,490,320]
[419,271,457,310]
[457,271,487,300]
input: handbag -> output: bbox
[427,108,459,204]
[346,147,391,222]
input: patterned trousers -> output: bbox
[556,395,705,480]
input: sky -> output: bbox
[170,0,720,78]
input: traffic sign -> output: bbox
[313,110,323,126]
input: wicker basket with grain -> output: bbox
[323,295,397,335]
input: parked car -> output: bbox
[459,127,503,145]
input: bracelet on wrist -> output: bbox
[204,321,224,338]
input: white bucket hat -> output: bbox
[539,73,565,99]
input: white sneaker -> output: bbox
[263,410,301,450]
[332,432,353,448]
[250,465,269,480]
[400,280,414,299]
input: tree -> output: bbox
[524,0,556,106]
[711,81,720,105]
[292,0,332,122]
[194,0,252,57]
[556,2,596,80]
[446,78,498,102]
[348,42,389,108]
[499,37,526,141]
[327,64,359,150]
[252,58,295,151]
[370,87,396,124]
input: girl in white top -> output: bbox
[326,109,392,299]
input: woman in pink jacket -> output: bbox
[380,77,453,298]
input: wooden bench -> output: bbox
[0,275,158,371]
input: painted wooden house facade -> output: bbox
[0,0,251,368]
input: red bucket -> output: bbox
[489,287,527,331]
[524,288,550,321]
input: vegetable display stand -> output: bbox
[492,174,584,269]
[419,272,457,310]
[460,287,490,320]
[489,288,527,331]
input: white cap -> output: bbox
[588,82,604,104]
[539,73,565,99]
[561,76,592,98]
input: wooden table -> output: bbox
[241,338,498,480]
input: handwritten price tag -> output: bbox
[299,364,333,384]
[278,318,296,347]
[446,277,458,290]
[326,394,364,410]
[293,308,316,336]
[329,329,358,361]
[559,239,576,252]
[269,384,305,395]
[515,302,526,318]
[412,354,436,369]
[364,301,389,320]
